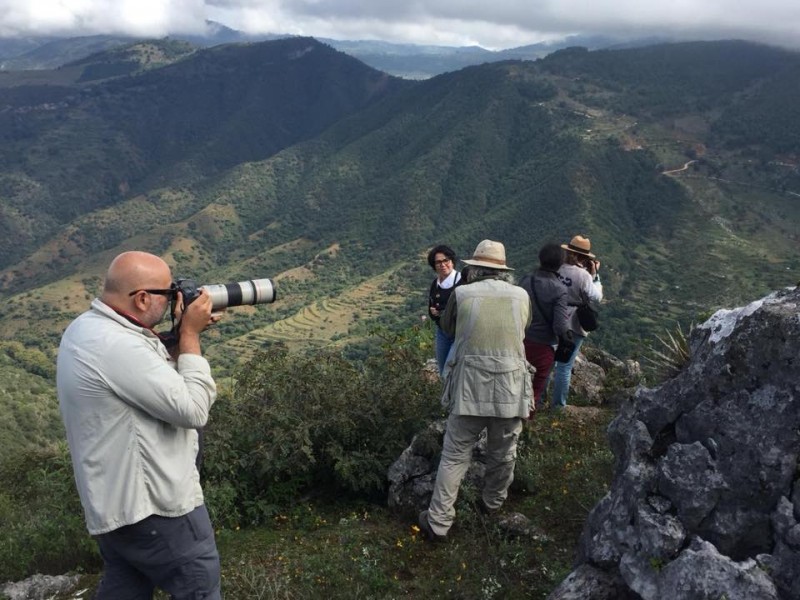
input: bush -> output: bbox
[0,442,99,581]
[203,326,443,527]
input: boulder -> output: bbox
[1,574,80,600]
[570,353,606,403]
[571,346,642,406]
[387,419,487,513]
[546,563,638,600]
[552,286,800,600]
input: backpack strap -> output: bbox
[522,274,553,326]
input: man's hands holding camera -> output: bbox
[174,289,224,355]
[584,259,600,277]
[176,289,215,334]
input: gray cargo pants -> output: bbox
[94,504,221,599]
[427,414,523,536]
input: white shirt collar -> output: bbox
[438,270,460,289]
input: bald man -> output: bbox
[57,251,222,599]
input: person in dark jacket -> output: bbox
[427,244,461,375]
[518,243,572,412]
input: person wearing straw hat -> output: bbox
[550,235,603,409]
[418,240,533,542]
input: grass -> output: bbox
[214,407,614,600]
[12,406,614,600]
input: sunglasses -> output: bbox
[128,285,177,299]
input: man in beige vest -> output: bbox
[419,240,532,541]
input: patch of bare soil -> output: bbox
[564,404,606,424]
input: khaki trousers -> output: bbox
[427,413,523,536]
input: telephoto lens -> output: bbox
[202,279,276,310]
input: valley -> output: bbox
[0,37,798,431]
[1,36,800,598]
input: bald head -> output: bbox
[101,251,173,319]
[104,251,171,294]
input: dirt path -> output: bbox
[662,159,697,175]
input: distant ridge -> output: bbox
[0,36,410,268]
[0,39,798,365]
[0,24,674,78]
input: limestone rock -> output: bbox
[1,574,80,600]
[572,346,642,406]
[546,563,638,600]
[387,419,486,513]
[555,286,800,599]
[570,353,606,404]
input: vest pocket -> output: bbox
[461,356,524,405]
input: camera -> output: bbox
[174,277,277,310]
[157,277,277,348]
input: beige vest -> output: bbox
[441,278,532,418]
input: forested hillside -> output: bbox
[0,36,409,270]
[1,38,799,431]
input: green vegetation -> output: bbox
[3,39,799,370]
[0,37,410,271]
[202,327,443,526]
[2,37,800,595]
[0,442,98,582]
[0,328,614,599]
[644,322,694,379]
[3,40,800,367]
[0,342,62,451]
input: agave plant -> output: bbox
[644,322,694,378]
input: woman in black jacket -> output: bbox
[427,244,461,375]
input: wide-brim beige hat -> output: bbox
[462,239,513,270]
[561,235,596,259]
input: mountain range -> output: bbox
[1,37,799,445]
[0,22,670,79]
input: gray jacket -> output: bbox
[558,264,603,336]
[519,270,571,345]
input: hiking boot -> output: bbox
[476,498,501,517]
[418,510,447,543]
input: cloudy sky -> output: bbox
[1,0,799,50]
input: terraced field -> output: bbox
[217,264,410,359]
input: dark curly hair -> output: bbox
[538,242,564,272]
[427,245,457,269]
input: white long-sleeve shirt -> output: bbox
[57,299,217,534]
[557,264,603,336]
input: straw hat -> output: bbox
[462,239,513,271]
[561,235,596,259]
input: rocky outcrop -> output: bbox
[387,420,487,513]
[572,347,642,406]
[1,574,80,600]
[549,287,800,600]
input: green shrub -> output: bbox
[644,321,694,380]
[203,327,442,527]
[0,442,99,581]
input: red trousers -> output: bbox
[524,340,555,412]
